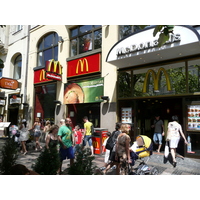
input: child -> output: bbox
[73,125,83,154]
[101,132,111,170]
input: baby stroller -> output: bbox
[128,135,159,175]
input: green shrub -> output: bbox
[32,146,61,175]
[0,138,18,175]
[67,146,97,175]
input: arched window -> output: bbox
[37,32,58,67]
[14,54,22,79]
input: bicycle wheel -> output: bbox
[120,161,129,175]
[149,167,159,175]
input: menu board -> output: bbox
[187,105,200,131]
[121,107,132,123]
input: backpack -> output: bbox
[105,130,120,150]
[91,125,95,135]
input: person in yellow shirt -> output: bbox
[83,116,94,156]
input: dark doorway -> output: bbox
[8,107,19,125]
[67,103,100,129]
[136,97,184,155]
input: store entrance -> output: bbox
[136,97,184,155]
[8,107,19,125]
[67,103,100,129]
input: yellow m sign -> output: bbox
[76,58,89,74]
[92,141,99,148]
[47,59,62,74]
[143,67,171,93]
[39,69,46,81]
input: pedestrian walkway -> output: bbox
[1,138,200,175]
[147,152,200,175]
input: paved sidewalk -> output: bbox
[1,138,200,175]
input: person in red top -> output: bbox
[73,125,83,154]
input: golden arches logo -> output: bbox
[76,58,89,74]
[102,137,107,144]
[92,141,99,148]
[143,67,171,93]
[47,59,62,74]
[39,69,46,81]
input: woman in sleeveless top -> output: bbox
[19,119,29,155]
[29,117,42,151]
[43,120,51,141]
[45,125,59,149]
[167,115,188,167]
[115,123,132,175]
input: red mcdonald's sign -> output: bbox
[34,69,51,84]
[34,59,62,84]
[45,59,62,81]
[67,53,100,78]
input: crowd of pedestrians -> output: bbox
[8,114,189,175]
[9,115,95,175]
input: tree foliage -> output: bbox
[67,146,97,175]
[32,146,61,175]
[139,25,174,47]
[0,138,18,175]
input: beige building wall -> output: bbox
[27,25,69,125]
[100,25,119,132]
[27,25,119,132]
[0,25,29,124]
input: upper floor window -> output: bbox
[70,25,102,56]
[14,55,22,79]
[16,25,23,31]
[119,25,142,40]
[37,32,58,67]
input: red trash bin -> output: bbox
[92,128,108,155]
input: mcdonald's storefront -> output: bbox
[107,25,200,158]
[65,53,102,128]
[33,59,62,123]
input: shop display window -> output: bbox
[187,105,200,131]
[118,71,131,98]
[132,62,186,97]
[187,133,200,156]
[188,59,200,93]
[118,61,188,98]
[118,59,200,99]
[35,84,56,123]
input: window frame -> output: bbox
[70,25,102,57]
[119,25,142,40]
[37,32,59,68]
[118,58,200,99]
[13,54,22,79]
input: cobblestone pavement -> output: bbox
[1,138,200,175]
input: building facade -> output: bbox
[27,25,117,132]
[107,25,200,158]
[1,25,200,158]
[0,25,36,135]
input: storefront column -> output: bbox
[100,102,116,132]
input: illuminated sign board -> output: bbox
[67,54,100,77]
[0,78,18,90]
[34,59,62,84]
